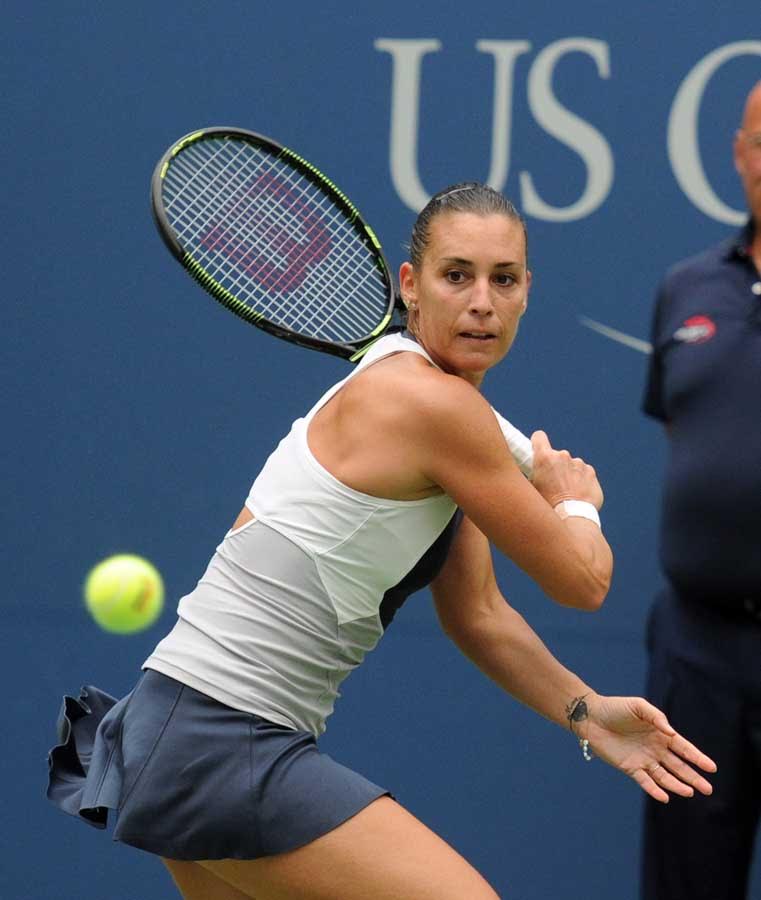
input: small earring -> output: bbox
[408,302,418,311]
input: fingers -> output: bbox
[653,755,711,796]
[529,431,603,508]
[593,696,717,803]
[630,698,676,737]
[571,457,596,479]
[634,750,715,804]
[530,430,552,453]
[667,732,718,776]
[633,761,693,804]
[632,765,671,804]
[660,750,715,796]
[647,762,692,798]
[530,432,585,463]
[635,760,694,803]
[628,737,716,804]
[634,699,717,772]
[624,699,717,800]
[530,432,589,462]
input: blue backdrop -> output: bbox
[5,3,760,898]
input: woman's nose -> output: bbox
[468,279,494,314]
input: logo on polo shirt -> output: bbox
[673,315,716,344]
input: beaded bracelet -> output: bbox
[566,693,594,762]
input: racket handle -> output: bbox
[492,409,534,478]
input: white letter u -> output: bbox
[375,39,531,211]
[375,38,442,211]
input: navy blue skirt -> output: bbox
[47,669,388,860]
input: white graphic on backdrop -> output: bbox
[520,39,613,222]
[668,40,761,226]
[376,38,761,222]
[375,38,613,220]
[578,316,652,354]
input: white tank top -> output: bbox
[145,333,532,734]
[144,334,458,734]
[243,333,457,625]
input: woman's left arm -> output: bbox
[431,516,716,802]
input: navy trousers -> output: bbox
[641,588,761,900]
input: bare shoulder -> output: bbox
[349,352,498,438]
[321,350,513,499]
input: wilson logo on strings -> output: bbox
[200,173,332,294]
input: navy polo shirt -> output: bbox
[643,220,761,601]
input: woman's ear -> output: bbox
[521,269,532,314]
[399,261,416,307]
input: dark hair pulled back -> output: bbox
[408,183,528,269]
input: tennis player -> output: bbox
[48,184,716,900]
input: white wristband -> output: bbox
[553,500,601,528]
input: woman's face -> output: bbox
[399,211,531,387]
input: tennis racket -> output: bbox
[150,126,533,475]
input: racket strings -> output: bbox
[217,168,377,335]
[171,147,333,325]
[169,145,332,317]
[174,149,381,340]
[185,149,333,297]
[162,139,389,342]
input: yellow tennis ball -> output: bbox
[84,554,164,634]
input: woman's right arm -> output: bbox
[407,371,613,610]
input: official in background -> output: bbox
[641,81,761,900]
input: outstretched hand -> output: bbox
[577,694,717,803]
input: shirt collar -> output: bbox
[724,218,757,261]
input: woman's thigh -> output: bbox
[198,796,500,900]
[164,858,257,899]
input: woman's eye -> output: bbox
[446,270,466,283]
[494,273,516,286]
